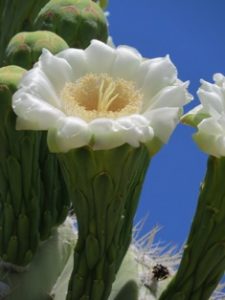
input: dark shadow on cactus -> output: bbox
[114,280,139,300]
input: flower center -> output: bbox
[61,73,142,121]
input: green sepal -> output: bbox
[181,112,210,127]
[85,234,100,269]
[145,136,163,157]
[72,189,89,237]
[91,279,105,300]
[6,156,22,215]
[70,274,85,299]
[17,214,30,263]
[6,236,18,263]
[20,136,35,200]
[92,172,114,250]
[3,202,15,249]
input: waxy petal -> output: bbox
[38,49,73,93]
[13,90,64,130]
[85,39,116,73]
[48,117,91,152]
[12,40,191,152]
[144,107,180,143]
[57,48,88,81]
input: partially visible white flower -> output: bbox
[183,73,225,157]
[13,40,192,153]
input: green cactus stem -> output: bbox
[0,66,70,266]
[34,0,108,49]
[159,156,225,300]
[56,144,150,300]
[4,31,69,69]
[0,0,49,64]
[0,218,75,300]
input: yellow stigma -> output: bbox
[61,73,142,121]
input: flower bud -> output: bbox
[34,0,108,49]
[4,31,69,69]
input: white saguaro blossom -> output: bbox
[13,40,192,152]
[183,73,225,157]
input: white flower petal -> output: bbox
[197,117,223,135]
[13,91,64,130]
[185,74,225,156]
[38,49,73,93]
[19,68,61,108]
[136,59,152,88]
[57,48,88,80]
[193,132,225,158]
[85,40,116,73]
[48,117,91,152]
[197,88,224,118]
[117,45,142,59]
[111,46,141,80]
[144,107,180,143]
[89,118,124,150]
[118,115,154,144]
[141,56,177,105]
[116,117,141,147]
[145,84,190,111]
[213,73,225,85]
[12,42,191,153]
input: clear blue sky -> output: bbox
[108,0,225,248]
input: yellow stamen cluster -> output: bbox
[61,73,142,121]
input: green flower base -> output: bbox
[57,144,151,300]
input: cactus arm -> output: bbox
[159,156,225,300]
